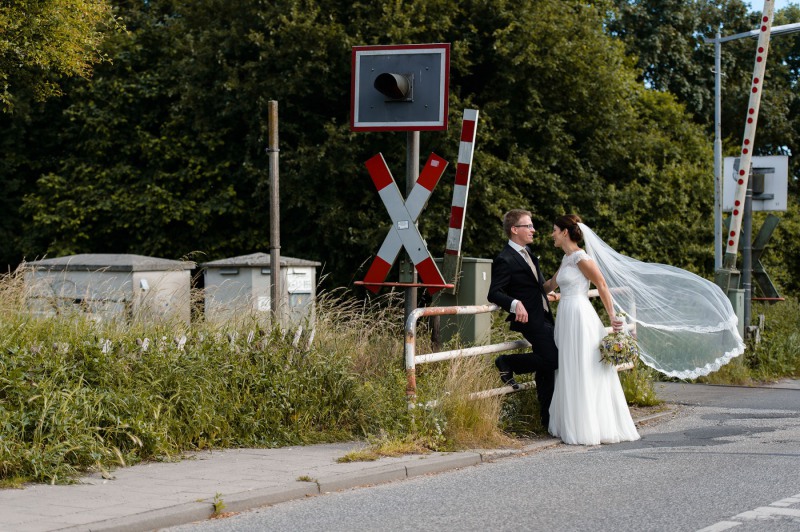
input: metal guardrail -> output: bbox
[404,303,634,404]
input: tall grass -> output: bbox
[619,364,661,406]
[0,270,525,485]
[0,272,402,484]
[0,264,677,486]
[700,296,800,385]
[434,355,517,449]
[747,297,800,381]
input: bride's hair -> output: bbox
[554,214,583,243]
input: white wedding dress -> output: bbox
[548,250,640,445]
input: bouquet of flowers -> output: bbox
[599,313,641,366]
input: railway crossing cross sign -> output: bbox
[361,153,450,294]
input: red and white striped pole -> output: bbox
[442,109,479,293]
[723,1,774,269]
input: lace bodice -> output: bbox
[556,249,591,297]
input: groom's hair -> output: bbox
[502,209,532,237]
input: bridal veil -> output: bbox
[578,223,745,379]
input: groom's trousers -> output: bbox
[495,321,558,427]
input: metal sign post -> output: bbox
[404,131,420,320]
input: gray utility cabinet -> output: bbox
[26,254,195,324]
[202,253,321,327]
[727,289,745,337]
[433,257,492,346]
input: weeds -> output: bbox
[212,492,226,515]
[1,270,500,484]
[337,438,431,463]
[0,270,415,483]
[434,355,516,449]
[746,298,800,381]
[619,364,661,406]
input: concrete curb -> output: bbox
[317,462,410,493]
[405,452,482,478]
[220,483,320,514]
[633,406,679,425]
[62,502,212,532]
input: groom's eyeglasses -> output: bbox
[514,224,535,230]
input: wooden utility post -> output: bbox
[267,100,282,326]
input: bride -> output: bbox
[542,214,745,446]
[544,214,639,445]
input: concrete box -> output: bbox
[202,253,321,327]
[25,254,195,324]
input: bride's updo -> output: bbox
[554,214,583,243]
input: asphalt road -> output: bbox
[168,382,800,532]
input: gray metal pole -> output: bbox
[267,101,282,327]
[404,131,420,326]
[743,166,753,331]
[714,33,723,270]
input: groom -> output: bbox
[487,209,559,427]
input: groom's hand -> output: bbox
[514,302,529,323]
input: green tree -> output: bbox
[4,0,787,296]
[607,0,757,125]
[608,0,800,296]
[0,0,117,112]
[0,0,119,265]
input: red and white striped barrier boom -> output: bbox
[361,153,450,294]
[442,109,480,294]
[724,0,775,268]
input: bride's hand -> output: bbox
[611,316,624,332]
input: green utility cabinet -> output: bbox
[433,257,493,346]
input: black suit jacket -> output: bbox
[487,244,554,335]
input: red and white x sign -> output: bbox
[362,152,449,294]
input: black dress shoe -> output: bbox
[500,373,520,390]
